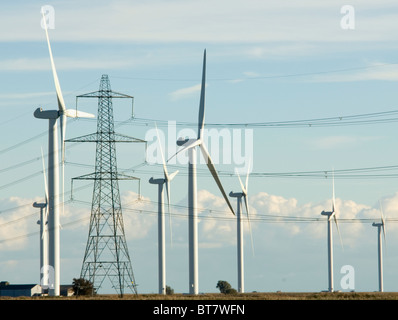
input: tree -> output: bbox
[216,280,237,295]
[72,278,96,296]
[166,285,174,295]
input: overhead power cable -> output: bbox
[129,109,398,129]
[110,62,398,82]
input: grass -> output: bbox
[2,291,398,300]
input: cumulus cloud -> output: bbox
[310,63,398,83]
[196,189,235,248]
[169,84,207,101]
[193,189,398,250]
[121,191,157,240]
[309,135,381,150]
[3,188,397,254]
[0,196,38,250]
[4,0,398,44]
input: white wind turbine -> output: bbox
[149,125,179,295]
[33,149,49,290]
[320,172,343,293]
[229,164,254,293]
[34,11,94,296]
[170,49,235,295]
[372,201,387,292]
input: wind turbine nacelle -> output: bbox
[34,107,59,120]
[321,210,333,216]
[33,202,47,209]
[149,177,165,184]
[229,191,243,198]
[177,137,190,146]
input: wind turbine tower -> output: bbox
[67,75,145,296]
[34,11,94,296]
[372,202,386,292]
[229,165,253,293]
[320,173,343,292]
[171,50,235,294]
[33,201,47,287]
[149,126,178,295]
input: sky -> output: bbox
[1,0,398,294]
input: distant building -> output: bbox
[60,285,74,296]
[0,281,74,297]
[0,282,42,297]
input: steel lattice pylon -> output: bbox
[67,74,145,296]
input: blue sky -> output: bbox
[1,0,398,294]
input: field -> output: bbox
[2,291,398,300]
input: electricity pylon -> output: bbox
[67,74,145,296]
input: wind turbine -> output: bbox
[229,164,253,293]
[34,11,94,296]
[372,201,386,292]
[320,172,343,292]
[170,50,235,295]
[33,149,49,291]
[149,125,178,295]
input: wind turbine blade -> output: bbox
[379,200,387,245]
[64,109,95,118]
[197,49,206,140]
[167,139,201,163]
[200,143,235,215]
[236,170,246,195]
[165,180,173,247]
[41,211,49,241]
[41,147,49,206]
[42,10,65,112]
[40,148,49,243]
[168,170,179,181]
[243,193,249,217]
[245,160,251,195]
[244,195,255,256]
[60,114,66,230]
[333,213,344,250]
[43,9,67,233]
[155,123,169,180]
[332,170,336,212]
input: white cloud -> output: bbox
[2,0,398,44]
[309,135,381,150]
[310,63,398,83]
[197,190,236,248]
[0,91,55,100]
[176,188,397,250]
[233,190,397,248]
[122,191,157,240]
[169,83,204,101]
[0,57,135,72]
[0,196,38,250]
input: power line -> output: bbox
[129,109,398,129]
[110,62,398,82]
[66,160,398,180]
